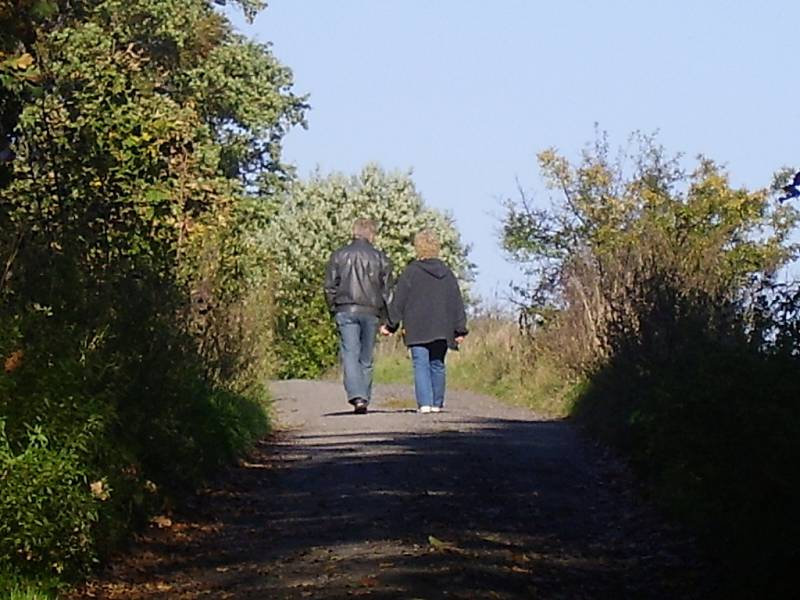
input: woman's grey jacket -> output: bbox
[386,258,468,349]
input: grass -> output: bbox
[367,317,579,418]
[7,587,53,600]
[0,569,57,600]
[373,338,412,384]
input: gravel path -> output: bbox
[75,380,706,599]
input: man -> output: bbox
[324,218,393,414]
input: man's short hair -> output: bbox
[352,218,377,240]
[414,229,440,259]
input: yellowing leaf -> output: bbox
[150,515,172,528]
[427,535,463,553]
[15,53,35,70]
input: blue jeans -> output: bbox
[409,340,448,409]
[335,312,379,404]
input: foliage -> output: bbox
[573,281,800,596]
[503,132,797,370]
[266,164,474,378]
[0,420,99,578]
[502,131,800,593]
[0,0,303,585]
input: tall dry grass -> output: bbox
[373,316,580,417]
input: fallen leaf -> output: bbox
[510,565,529,574]
[511,552,530,563]
[150,515,172,528]
[428,535,463,554]
[3,349,23,373]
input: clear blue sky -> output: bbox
[229,1,798,301]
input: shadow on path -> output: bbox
[75,383,707,599]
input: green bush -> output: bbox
[275,291,339,379]
[170,384,271,480]
[573,320,800,595]
[1,0,301,587]
[0,421,99,579]
[0,329,272,583]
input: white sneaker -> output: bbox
[418,405,432,413]
[430,406,442,413]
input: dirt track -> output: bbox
[74,380,707,599]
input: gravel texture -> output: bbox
[73,380,708,599]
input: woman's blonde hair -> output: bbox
[414,229,440,260]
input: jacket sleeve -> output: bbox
[323,251,339,310]
[380,252,393,318]
[449,274,468,337]
[386,267,410,332]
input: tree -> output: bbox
[0,0,305,580]
[502,131,800,594]
[502,132,798,369]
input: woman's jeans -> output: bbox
[335,312,379,404]
[409,340,448,409]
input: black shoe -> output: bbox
[353,398,368,414]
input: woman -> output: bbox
[382,230,468,413]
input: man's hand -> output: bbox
[455,336,465,345]
[380,325,393,336]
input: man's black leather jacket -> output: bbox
[324,238,393,317]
